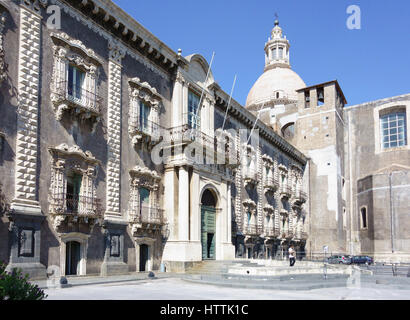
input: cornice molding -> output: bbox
[51,0,170,79]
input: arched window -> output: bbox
[380,109,407,149]
[282,123,295,140]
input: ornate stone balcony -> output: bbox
[129,116,161,146]
[129,205,164,228]
[49,193,102,218]
[244,223,259,236]
[51,81,103,122]
[294,189,308,205]
[263,175,279,193]
[243,168,258,187]
[264,227,279,238]
[280,185,292,199]
[281,230,293,240]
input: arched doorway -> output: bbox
[66,241,81,276]
[201,189,217,260]
[140,244,149,272]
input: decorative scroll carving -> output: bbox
[242,199,257,214]
[128,78,162,147]
[50,32,102,124]
[48,144,101,233]
[108,39,126,64]
[128,166,162,234]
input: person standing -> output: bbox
[289,245,296,267]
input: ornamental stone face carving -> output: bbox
[108,39,126,64]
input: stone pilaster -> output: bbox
[234,132,243,232]
[13,5,41,207]
[7,4,46,279]
[256,144,263,232]
[105,40,125,217]
[178,166,189,241]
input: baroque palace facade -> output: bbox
[0,0,408,279]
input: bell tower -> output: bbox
[264,18,291,71]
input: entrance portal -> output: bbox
[201,189,217,260]
[140,244,149,272]
[66,241,81,275]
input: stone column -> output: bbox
[105,40,125,218]
[173,71,184,128]
[164,166,176,240]
[226,182,232,243]
[190,169,200,242]
[178,166,189,241]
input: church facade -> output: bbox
[0,0,408,280]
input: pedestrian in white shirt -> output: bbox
[289,245,296,267]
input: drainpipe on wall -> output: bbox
[389,172,395,253]
[308,158,312,260]
[347,111,355,255]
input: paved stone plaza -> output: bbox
[44,277,410,300]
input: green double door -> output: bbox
[201,206,216,260]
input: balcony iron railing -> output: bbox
[50,193,102,217]
[264,227,278,237]
[263,175,279,191]
[129,204,164,225]
[243,167,258,183]
[53,81,103,115]
[167,123,237,165]
[295,190,308,202]
[129,116,161,140]
[244,224,259,236]
[280,185,292,198]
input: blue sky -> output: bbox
[114,0,410,106]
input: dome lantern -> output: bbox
[264,19,291,71]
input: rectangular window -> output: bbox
[139,101,151,133]
[66,173,82,213]
[68,64,85,101]
[304,91,310,108]
[360,207,367,229]
[278,47,283,59]
[188,90,201,129]
[317,88,325,106]
[380,112,407,149]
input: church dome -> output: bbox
[246,67,306,108]
[245,19,306,109]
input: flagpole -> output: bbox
[221,74,237,131]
